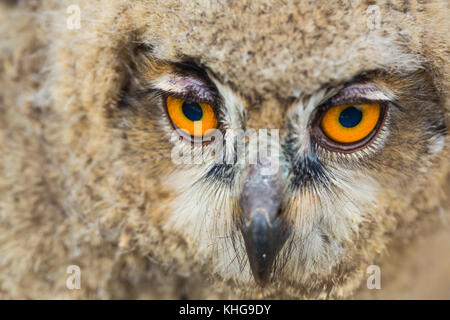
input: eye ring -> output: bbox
[312,102,388,153]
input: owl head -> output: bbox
[49,0,449,298]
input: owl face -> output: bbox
[114,53,446,296]
[53,0,449,298]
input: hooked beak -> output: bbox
[239,162,290,285]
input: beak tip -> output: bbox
[241,213,288,286]
[254,272,270,287]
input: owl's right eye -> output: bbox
[166,96,218,137]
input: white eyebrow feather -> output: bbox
[333,83,396,103]
[152,74,205,93]
[151,74,177,92]
[151,73,217,103]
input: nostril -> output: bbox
[239,163,284,224]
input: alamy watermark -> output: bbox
[366,265,381,290]
[66,5,81,30]
[170,127,281,176]
[66,265,81,290]
[366,5,382,31]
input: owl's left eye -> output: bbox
[166,96,218,137]
[321,103,381,143]
[314,102,386,152]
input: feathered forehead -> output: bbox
[124,0,449,100]
[48,0,448,120]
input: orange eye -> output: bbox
[320,103,381,144]
[166,96,218,137]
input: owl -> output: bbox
[0,0,449,299]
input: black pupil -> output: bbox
[182,101,203,121]
[339,106,363,128]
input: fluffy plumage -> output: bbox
[0,0,449,299]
